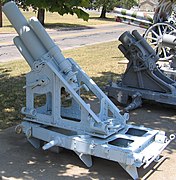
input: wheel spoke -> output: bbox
[144,22,176,61]
[150,42,157,45]
[151,30,159,37]
[157,25,162,36]
[162,47,167,59]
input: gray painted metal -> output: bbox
[3,2,175,179]
[107,30,176,110]
[159,32,176,79]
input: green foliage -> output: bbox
[120,0,138,9]
[92,0,138,11]
[1,0,7,4]
[14,0,90,21]
[92,0,119,12]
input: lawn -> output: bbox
[0,9,116,33]
[0,41,125,130]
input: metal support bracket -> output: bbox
[75,151,93,168]
[27,137,41,149]
[119,163,139,180]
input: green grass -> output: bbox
[0,41,125,130]
[0,9,116,33]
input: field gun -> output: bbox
[3,2,175,179]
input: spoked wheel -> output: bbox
[144,22,176,61]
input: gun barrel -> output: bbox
[114,8,153,23]
[28,17,69,72]
[3,2,73,75]
[162,34,176,49]
[2,2,28,34]
[114,8,153,28]
[2,2,47,63]
[13,36,34,67]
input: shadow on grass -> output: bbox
[89,16,115,22]
[0,68,26,130]
[1,25,13,28]
[2,23,95,32]
[92,71,121,89]
[44,23,94,31]
[2,17,115,33]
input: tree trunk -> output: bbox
[0,1,2,27]
[37,8,45,26]
[100,5,107,18]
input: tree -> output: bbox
[37,8,45,25]
[15,0,90,25]
[120,0,138,9]
[92,0,138,18]
[92,0,120,18]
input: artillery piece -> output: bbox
[109,0,176,105]
[107,30,176,111]
[2,2,175,180]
